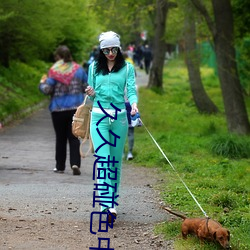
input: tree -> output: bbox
[148,0,177,89]
[90,0,155,48]
[232,0,250,40]
[191,0,250,134]
[232,0,250,96]
[184,1,218,114]
[0,0,98,66]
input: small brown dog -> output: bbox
[163,207,231,249]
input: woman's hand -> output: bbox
[40,74,47,83]
[131,103,138,116]
[85,86,95,97]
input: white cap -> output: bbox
[99,31,121,49]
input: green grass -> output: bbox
[128,58,250,250]
[1,57,249,249]
[0,60,50,123]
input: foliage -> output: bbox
[232,0,250,39]
[0,0,100,66]
[164,1,184,44]
[90,0,155,46]
[236,37,250,95]
[0,60,49,122]
[210,134,250,159]
[127,58,250,249]
[232,0,250,95]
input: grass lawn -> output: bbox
[127,58,250,250]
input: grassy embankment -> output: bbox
[0,60,50,125]
[130,58,250,250]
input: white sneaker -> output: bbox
[101,207,117,223]
[108,208,117,223]
[72,165,81,175]
[108,208,117,216]
[53,168,64,173]
[127,152,133,160]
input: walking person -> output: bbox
[85,31,138,222]
[39,45,88,175]
[143,44,152,74]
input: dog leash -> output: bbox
[139,118,209,218]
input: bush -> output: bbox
[210,191,237,209]
[210,134,250,159]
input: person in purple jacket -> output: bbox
[39,45,88,175]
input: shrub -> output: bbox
[210,135,250,159]
[210,191,237,209]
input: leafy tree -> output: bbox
[90,0,155,47]
[232,0,250,40]
[232,0,250,95]
[0,0,99,67]
[191,0,250,134]
[183,1,218,114]
[54,1,99,62]
[148,0,177,89]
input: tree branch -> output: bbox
[190,0,216,37]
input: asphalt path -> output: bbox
[0,69,172,249]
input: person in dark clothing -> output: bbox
[134,45,144,69]
[143,44,152,74]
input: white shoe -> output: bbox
[53,168,64,173]
[108,208,117,223]
[72,165,81,175]
[108,208,117,216]
[127,152,133,160]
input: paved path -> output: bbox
[0,71,172,249]
[135,68,149,88]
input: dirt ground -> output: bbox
[0,72,174,249]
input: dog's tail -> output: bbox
[162,206,187,220]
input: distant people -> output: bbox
[134,45,143,69]
[82,60,89,73]
[85,31,138,222]
[143,44,152,74]
[39,45,88,175]
[126,44,134,62]
[123,51,134,65]
[87,46,99,67]
[83,46,100,73]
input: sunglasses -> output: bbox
[102,47,119,55]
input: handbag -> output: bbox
[72,95,93,158]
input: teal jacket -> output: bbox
[87,62,138,110]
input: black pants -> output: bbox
[144,59,151,74]
[127,127,134,152]
[51,110,80,171]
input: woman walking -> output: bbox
[39,45,88,175]
[86,31,138,222]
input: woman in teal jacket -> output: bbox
[86,31,138,223]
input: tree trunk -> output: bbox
[147,0,169,89]
[184,4,218,114]
[212,0,250,134]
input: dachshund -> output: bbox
[162,206,231,249]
